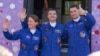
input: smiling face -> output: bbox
[28,15,40,29]
[47,10,57,22]
[70,7,80,19]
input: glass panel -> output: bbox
[65,1,81,15]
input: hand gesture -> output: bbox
[78,4,86,15]
[3,19,9,30]
[20,8,27,21]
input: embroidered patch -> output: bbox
[43,36,47,42]
[57,38,61,43]
[80,31,86,38]
[22,44,26,49]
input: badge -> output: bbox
[22,44,26,49]
[34,45,38,51]
[26,35,30,39]
[33,36,39,40]
[80,31,86,38]
[55,29,61,33]
[43,36,47,42]
[57,38,61,43]
[45,28,49,31]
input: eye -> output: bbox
[53,13,56,15]
[74,10,76,12]
[49,13,52,15]
[70,11,73,13]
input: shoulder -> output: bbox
[80,16,88,22]
[16,28,29,33]
[65,20,73,26]
[57,23,64,28]
[36,29,41,34]
[39,22,48,28]
[41,22,48,26]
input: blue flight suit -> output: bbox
[21,21,64,56]
[40,22,64,56]
[3,28,41,56]
[64,13,96,56]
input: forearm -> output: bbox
[3,30,14,40]
[85,13,96,25]
[21,20,28,29]
[3,30,20,40]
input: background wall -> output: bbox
[92,0,100,52]
[0,0,23,56]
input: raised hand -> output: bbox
[20,8,27,21]
[78,4,86,15]
[3,19,9,30]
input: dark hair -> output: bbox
[70,4,79,9]
[47,8,57,14]
[28,14,40,26]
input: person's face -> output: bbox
[70,7,80,19]
[48,10,57,22]
[28,17,38,29]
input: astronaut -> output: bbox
[3,15,41,56]
[20,8,64,56]
[64,5,96,56]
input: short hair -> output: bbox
[28,14,40,25]
[47,8,57,14]
[70,4,79,9]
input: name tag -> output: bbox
[33,36,39,40]
[80,31,86,38]
[26,35,31,39]
[55,29,61,34]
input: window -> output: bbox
[65,1,81,15]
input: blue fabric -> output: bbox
[64,13,96,56]
[3,28,41,56]
[40,22,64,56]
[21,21,64,56]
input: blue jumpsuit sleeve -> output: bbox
[3,30,21,40]
[63,24,69,39]
[21,18,28,29]
[84,13,96,30]
[60,26,65,38]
